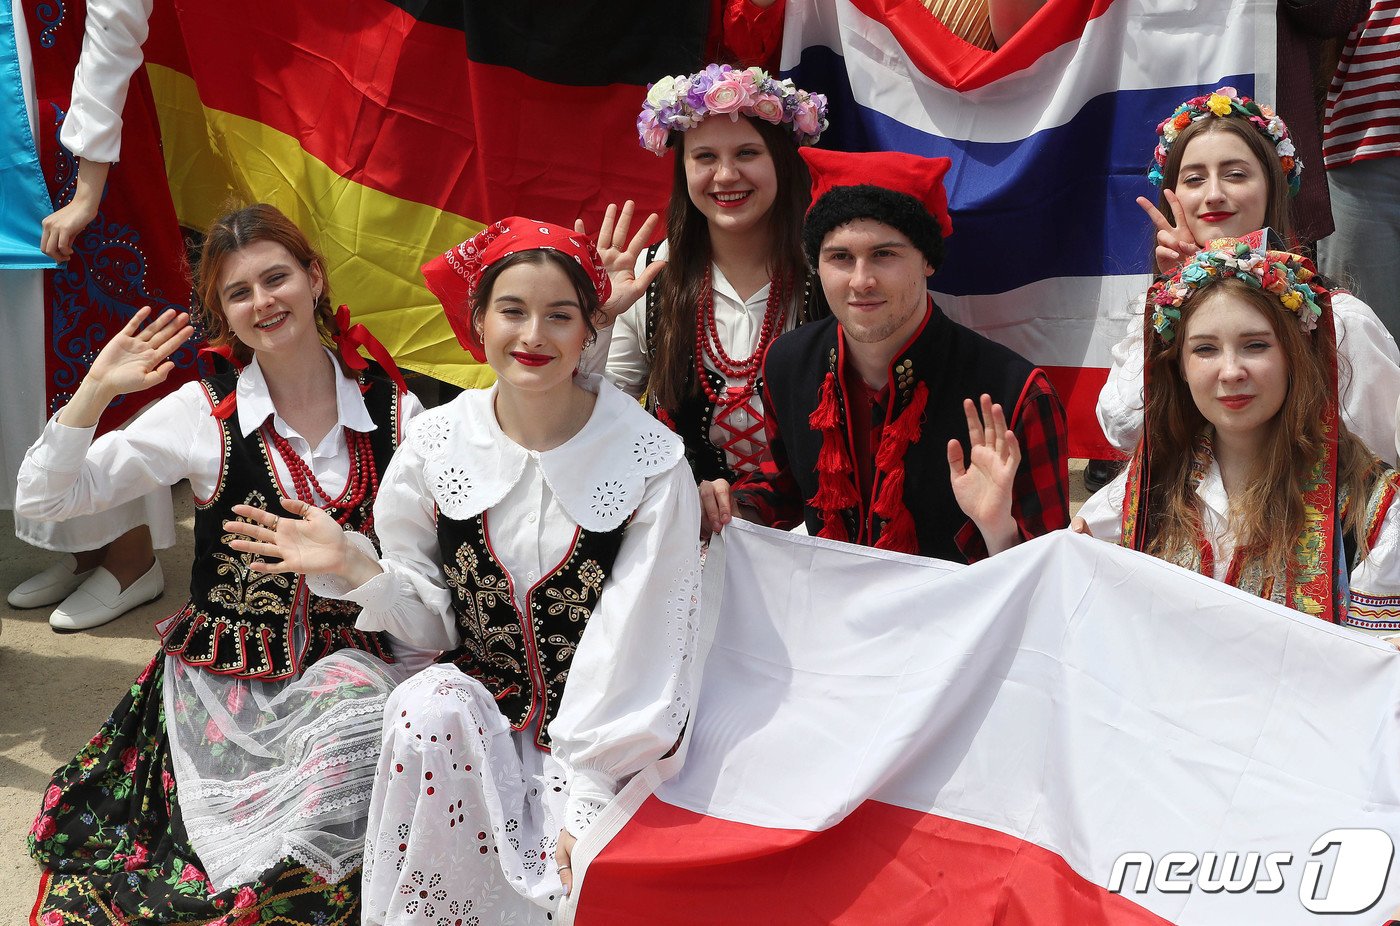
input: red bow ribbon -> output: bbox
[333,304,409,395]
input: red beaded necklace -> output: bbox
[266,425,379,532]
[693,265,788,405]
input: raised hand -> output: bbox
[58,306,196,429]
[575,200,667,324]
[224,497,353,576]
[88,306,194,396]
[1136,188,1199,274]
[947,394,1022,555]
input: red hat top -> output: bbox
[799,148,954,238]
[422,217,611,362]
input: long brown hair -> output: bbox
[194,203,340,365]
[1141,278,1373,571]
[1156,116,1294,255]
[648,116,811,410]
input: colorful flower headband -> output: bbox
[637,63,829,157]
[1148,239,1328,343]
[1148,86,1302,196]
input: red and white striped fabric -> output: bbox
[1324,0,1400,168]
[562,522,1400,925]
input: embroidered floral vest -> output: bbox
[435,511,627,749]
[158,371,401,680]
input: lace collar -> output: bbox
[408,373,684,530]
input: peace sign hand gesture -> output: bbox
[1136,189,1199,275]
[576,200,668,325]
[59,306,196,428]
[947,395,1023,556]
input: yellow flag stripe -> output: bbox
[146,63,493,390]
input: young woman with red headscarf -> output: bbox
[228,217,703,924]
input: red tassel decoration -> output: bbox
[870,382,928,554]
[874,505,918,552]
[818,509,850,542]
[806,372,860,527]
[808,373,842,430]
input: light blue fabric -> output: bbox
[0,0,55,270]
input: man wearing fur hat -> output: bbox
[704,149,1069,561]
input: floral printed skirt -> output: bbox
[29,652,363,926]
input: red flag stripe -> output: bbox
[159,0,671,226]
[845,0,1117,92]
[576,796,1173,925]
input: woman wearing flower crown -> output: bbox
[582,63,828,504]
[18,203,425,924]
[224,217,703,924]
[1075,240,1400,637]
[1094,87,1400,473]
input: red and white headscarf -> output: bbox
[422,217,611,361]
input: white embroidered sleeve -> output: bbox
[348,442,461,651]
[547,461,702,834]
[1345,495,1400,641]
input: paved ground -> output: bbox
[0,486,195,925]
[0,463,1092,924]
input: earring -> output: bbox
[583,333,597,349]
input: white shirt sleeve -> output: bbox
[346,440,461,652]
[1095,309,1147,455]
[1345,490,1400,642]
[1077,469,1128,544]
[547,460,702,836]
[1333,292,1400,467]
[601,294,651,400]
[14,381,205,521]
[59,0,155,163]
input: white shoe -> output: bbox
[7,555,95,609]
[49,560,165,632]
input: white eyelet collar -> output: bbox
[408,373,684,530]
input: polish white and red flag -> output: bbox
[563,522,1400,925]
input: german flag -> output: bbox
[144,0,724,387]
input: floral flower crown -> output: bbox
[637,63,829,157]
[1148,86,1302,196]
[1148,239,1328,343]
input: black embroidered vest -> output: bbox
[643,244,824,483]
[435,511,627,749]
[762,304,1039,561]
[159,371,401,680]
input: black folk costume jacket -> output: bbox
[736,298,1070,561]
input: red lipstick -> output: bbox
[1218,395,1254,409]
[510,351,553,367]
